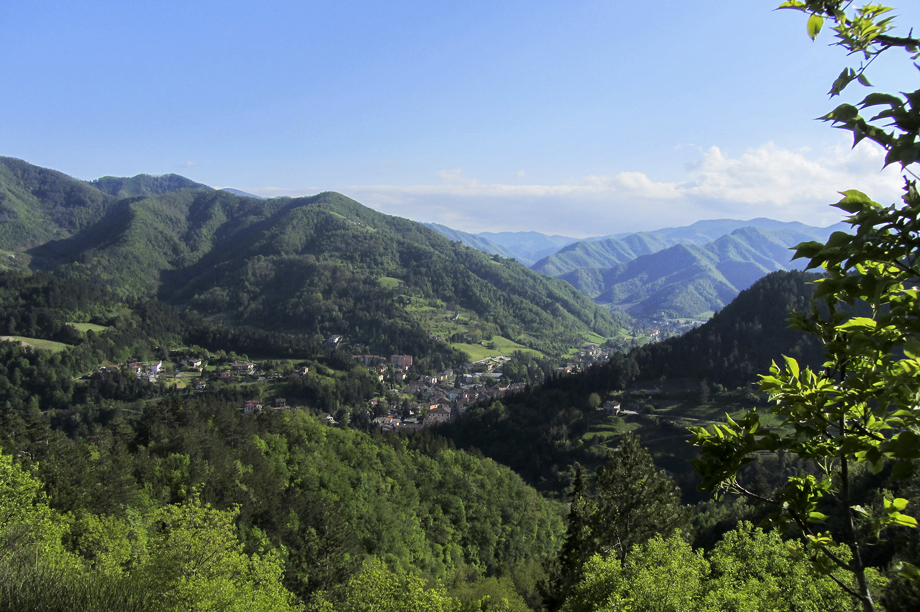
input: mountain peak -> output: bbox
[90,173,213,198]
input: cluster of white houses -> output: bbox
[114,349,534,431]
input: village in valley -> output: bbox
[102,335,621,432]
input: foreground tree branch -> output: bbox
[692,3,920,611]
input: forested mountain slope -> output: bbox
[0,269,566,608]
[623,269,823,386]
[0,157,619,359]
[90,173,213,198]
[0,157,114,253]
[556,227,836,318]
[443,270,823,492]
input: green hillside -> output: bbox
[0,158,620,360]
[0,157,114,251]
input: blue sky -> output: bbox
[2,1,917,237]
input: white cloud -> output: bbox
[675,142,901,214]
[613,171,680,200]
[248,140,907,237]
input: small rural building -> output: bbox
[390,354,413,367]
[231,362,255,375]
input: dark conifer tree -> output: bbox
[547,463,597,609]
[593,433,689,561]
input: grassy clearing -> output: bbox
[405,304,438,314]
[0,336,70,353]
[377,276,403,290]
[452,336,543,361]
[418,311,463,338]
[452,343,500,362]
[582,417,640,443]
[404,296,479,344]
[70,322,110,334]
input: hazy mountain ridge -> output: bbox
[531,218,844,278]
[425,224,578,265]
[220,187,264,198]
[477,230,578,263]
[532,232,673,277]
[427,214,843,319]
[565,226,831,318]
[423,223,521,262]
[610,217,836,242]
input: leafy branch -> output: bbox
[691,3,920,611]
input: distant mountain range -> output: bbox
[423,223,580,266]
[0,157,620,361]
[427,218,845,319]
[533,218,843,276]
[220,188,264,199]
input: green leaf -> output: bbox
[837,317,877,331]
[857,73,872,86]
[892,514,918,527]
[808,511,829,522]
[886,431,920,460]
[783,355,800,378]
[894,561,920,582]
[860,92,904,108]
[828,70,857,97]
[807,14,824,40]
[792,240,825,260]
[822,102,859,122]
[905,337,920,359]
[834,189,877,210]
